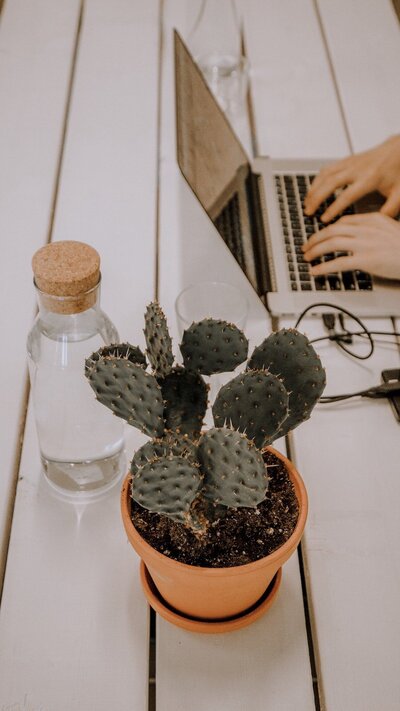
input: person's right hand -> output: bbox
[304,134,400,223]
[302,212,400,280]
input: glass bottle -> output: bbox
[187,0,248,117]
[27,240,125,498]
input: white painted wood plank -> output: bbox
[0,0,81,576]
[318,0,400,151]
[0,409,149,711]
[239,0,349,158]
[160,2,400,710]
[245,2,400,706]
[159,0,400,707]
[156,555,313,711]
[0,0,159,708]
[157,2,315,709]
[50,0,159,327]
[268,1,400,707]
[289,316,400,711]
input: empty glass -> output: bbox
[175,281,248,334]
[175,281,249,406]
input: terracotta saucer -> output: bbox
[140,561,282,634]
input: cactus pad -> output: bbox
[130,431,197,476]
[198,428,268,507]
[144,302,174,377]
[180,319,248,375]
[212,369,289,448]
[159,367,208,438]
[248,328,326,437]
[85,343,146,376]
[86,357,164,437]
[131,455,202,521]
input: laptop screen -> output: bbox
[174,30,261,292]
[174,30,248,215]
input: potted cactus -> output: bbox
[85,303,325,633]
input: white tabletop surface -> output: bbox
[0,1,399,710]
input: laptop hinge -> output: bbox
[246,172,276,295]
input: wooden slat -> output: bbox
[156,2,326,709]
[318,0,400,151]
[240,0,349,159]
[290,316,400,711]
[50,0,159,323]
[0,1,159,708]
[0,0,81,580]
[160,1,400,709]
[0,411,149,710]
[287,1,400,707]
[156,555,313,711]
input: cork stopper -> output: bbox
[32,241,100,314]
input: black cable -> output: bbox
[292,301,400,405]
[294,302,374,359]
[310,330,400,347]
[320,381,400,403]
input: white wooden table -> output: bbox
[0,1,399,709]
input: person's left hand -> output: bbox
[302,212,400,280]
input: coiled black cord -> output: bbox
[292,302,400,403]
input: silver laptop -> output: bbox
[174,30,400,317]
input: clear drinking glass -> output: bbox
[175,281,248,334]
[175,281,249,405]
[27,280,125,498]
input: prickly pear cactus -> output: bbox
[85,342,146,376]
[198,428,268,507]
[180,319,248,375]
[85,300,326,536]
[248,328,326,437]
[159,366,208,438]
[212,369,289,448]
[131,455,202,522]
[130,431,197,476]
[86,357,164,438]
[144,302,174,377]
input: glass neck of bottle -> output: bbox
[188,0,241,61]
[35,280,102,341]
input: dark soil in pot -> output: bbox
[131,450,299,567]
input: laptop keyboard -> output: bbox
[214,192,246,271]
[275,174,373,292]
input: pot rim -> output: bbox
[121,445,308,577]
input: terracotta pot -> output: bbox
[121,446,307,627]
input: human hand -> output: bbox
[302,213,400,280]
[304,135,400,222]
